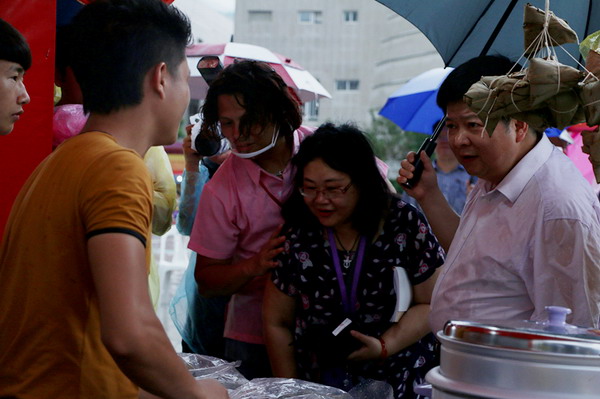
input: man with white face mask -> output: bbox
[188,60,314,378]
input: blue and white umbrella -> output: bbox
[379,67,453,135]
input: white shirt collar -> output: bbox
[492,134,554,203]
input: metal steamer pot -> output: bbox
[424,307,600,399]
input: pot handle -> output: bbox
[546,305,571,327]
[414,383,432,397]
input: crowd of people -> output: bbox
[1,1,600,398]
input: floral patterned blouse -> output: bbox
[272,196,445,398]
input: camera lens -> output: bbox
[194,134,222,156]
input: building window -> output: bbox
[298,10,322,24]
[248,10,272,22]
[303,100,319,121]
[336,80,359,91]
[344,10,358,22]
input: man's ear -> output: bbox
[149,62,168,99]
[513,119,530,143]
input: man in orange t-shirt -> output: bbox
[0,1,227,398]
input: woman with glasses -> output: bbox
[263,123,444,398]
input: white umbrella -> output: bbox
[186,42,331,102]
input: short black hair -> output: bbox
[55,24,74,79]
[201,60,302,144]
[437,55,517,112]
[0,19,31,70]
[69,0,192,114]
[282,123,390,238]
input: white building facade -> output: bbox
[234,0,444,128]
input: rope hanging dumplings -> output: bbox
[463,1,599,137]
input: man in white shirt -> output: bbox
[399,55,600,333]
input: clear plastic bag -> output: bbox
[178,353,248,390]
[229,378,351,399]
[347,379,394,399]
[179,354,395,399]
[169,255,229,357]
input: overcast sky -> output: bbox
[172,0,235,43]
[208,0,235,16]
[174,0,235,18]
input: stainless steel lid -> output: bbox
[442,306,600,355]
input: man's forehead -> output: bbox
[0,60,25,75]
[445,102,480,120]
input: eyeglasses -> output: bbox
[299,181,353,200]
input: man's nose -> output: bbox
[228,122,242,141]
[452,129,470,146]
[18,83,30,105]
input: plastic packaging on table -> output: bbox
[229,378,351,399]
[347,379,394,399]
[179,354,394,399]
[178,353,248,390]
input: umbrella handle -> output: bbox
[402,138,437,190]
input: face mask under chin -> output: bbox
[231,126,280,159]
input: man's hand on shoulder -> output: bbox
[246,224,285,277]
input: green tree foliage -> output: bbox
[364,110,429,191]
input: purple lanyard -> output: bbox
[327,228,367,315]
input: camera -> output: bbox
[189,114,230,157]
[188,56,230,157]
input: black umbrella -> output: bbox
[375,0,600,68]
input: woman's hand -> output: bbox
[346,330,383,362]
